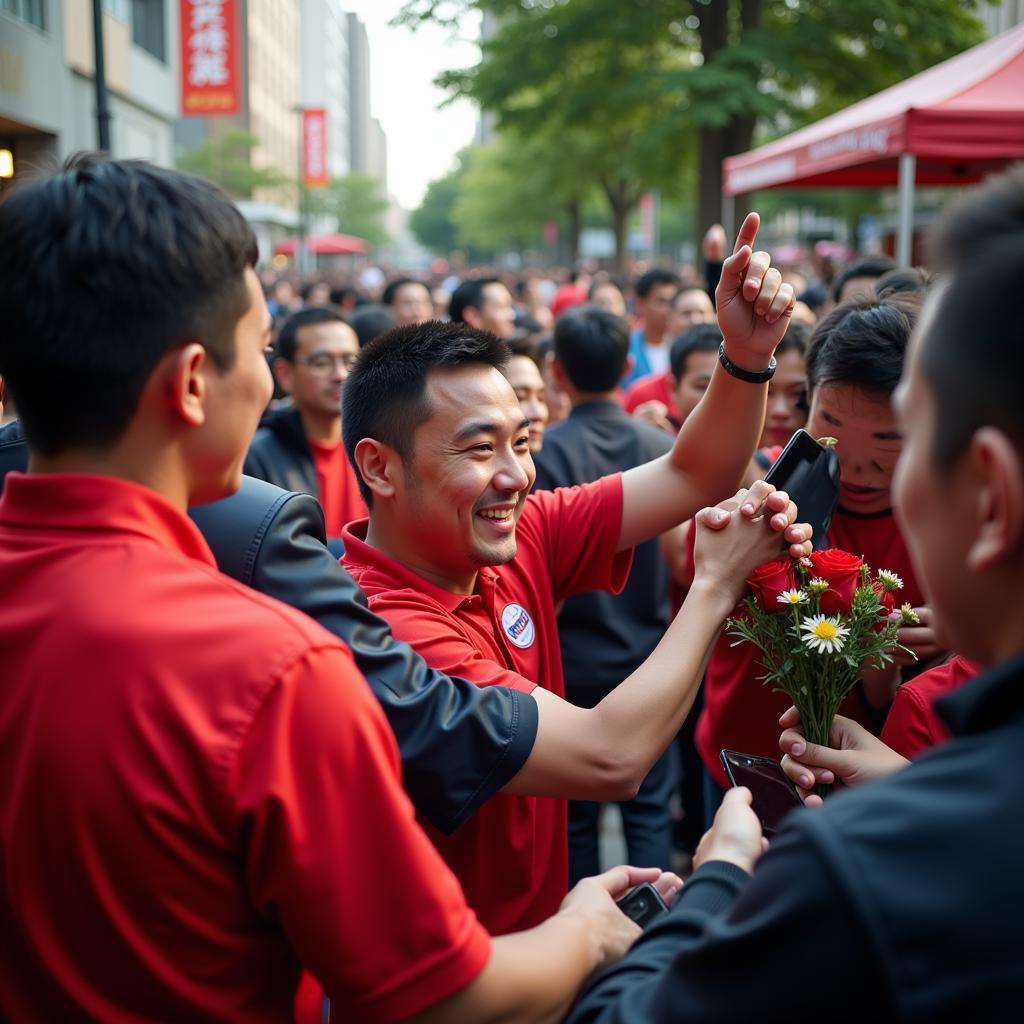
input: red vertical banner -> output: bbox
[180,0,241,116]
[302,108,329,188]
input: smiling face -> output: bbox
[396,364,535,592]
[806,382,901,515]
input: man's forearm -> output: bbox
[618,367,768,550]
[504,579,734,800]
[410,906,609,1024]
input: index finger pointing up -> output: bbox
[732,211,761,255]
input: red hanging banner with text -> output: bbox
[302,108,329,188]
[180,0,241,116]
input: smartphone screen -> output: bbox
[615,882,669,929]
[763,429,840,550]
[720,749,805,836]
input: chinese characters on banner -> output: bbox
[180,0,240,116]
[302,109,329,188]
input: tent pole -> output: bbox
[721,193,736,243]
[897,154,916,267]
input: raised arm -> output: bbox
[618,213,796,551]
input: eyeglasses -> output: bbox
[294,352,359,374]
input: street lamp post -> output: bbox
[92,0,112,151]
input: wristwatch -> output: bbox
[718,342,776,383]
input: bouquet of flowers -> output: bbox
[727,549,918,790]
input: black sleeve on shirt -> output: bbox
[568,820,892,1024]
[705,259,723,305]
[188,478,538,835]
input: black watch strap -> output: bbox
[718,343,776,383]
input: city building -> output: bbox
[1,0,177,192]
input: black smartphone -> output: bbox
[719,749,805,836]
[615,882,669,929]
[763,429,840,550]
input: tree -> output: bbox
[400,0,987,264]
[306,173,390,250]
[176,129,286,199]
[410,160,466,255]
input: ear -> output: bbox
[168,344,208,428]
[354,437,400,501]
[463,307,484,331]
[273,357,295,396]
[965,427,1024,573]
[550,357,570,391]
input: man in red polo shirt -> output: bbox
[342,214,811,934]
[0,154,684,1022]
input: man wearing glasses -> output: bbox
[245,306,365,551]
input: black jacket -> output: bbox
[570,652,1024,1022]
[0,421,537,834]
[244,406,318,497]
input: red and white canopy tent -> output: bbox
[722,23,1024,265]
[274,233,368,257]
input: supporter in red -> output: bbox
[341,215,812,934]
[245,306,366,546]
[0,154,681,1023]
[695,296,944,812]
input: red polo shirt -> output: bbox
[696,507,927,787]
[308,438,367,538]
[622,370,681,430]
[342,475,632,935]
[881,655,981,759]
[0,473,488,1022]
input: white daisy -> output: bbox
[777,589,809,606]
[800,614,850,654]
[877,569,905,592]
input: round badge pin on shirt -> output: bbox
[501,603,535,649]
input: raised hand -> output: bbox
[715,212,796,368]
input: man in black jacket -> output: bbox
[568,167,1024,1023]
[245,306,365,553]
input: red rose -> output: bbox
[746,558,797,612]
[809,549,864,616]
[871,582,897,631]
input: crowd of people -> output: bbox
[1,151,1023,1022]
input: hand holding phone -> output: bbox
[764,429,840,550]
[615,882,669,929]
[720,749,805,836]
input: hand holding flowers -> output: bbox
[728,549,918,796]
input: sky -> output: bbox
[343,2,482,211]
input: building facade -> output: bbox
[1,0,177,191]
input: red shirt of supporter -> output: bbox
[696,506,926,787]
[0,473,488,1022]
[343,475,632,935]
[622,370,682,429]
[881,655,982,759]
[309,437,368,537]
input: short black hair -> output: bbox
[0,153,257,456]
[874,266,934,300]
[381,276,428,308]
[806,296,916,399]
[276,305,349,361]
[348,304,397,348]
[330,285,359,306]
[669,323,723,380]
[342,321,510,505]
[553,305,629,393]
[831,255,897,303]
[449,278,501,324]
[635,267,682,299]
[921,165,1024,468]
